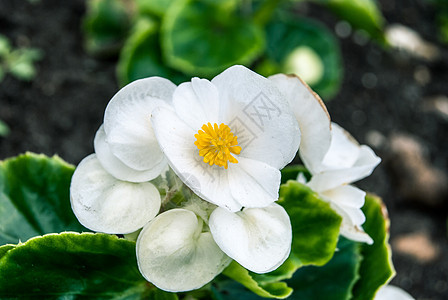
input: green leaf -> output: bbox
[264,15,343,100]
[136,0,175,16]
[17,48,43,62]
[219,181,342,299]
[0,35,11,56]
[316,0,386,42]
[280,165,310,184]
[0,232,177,299]
[250,254,302,285]
[221,261,293,299]
[0,119,9,137]
[161,0,265,77]
[212,277,266,300]
[0,244,14,260]
[0,35,42,82]
[7,48,43,81]
[436,1,448,45]
[117,17,187,87]
[218,250,302,299]
[83,0,131,57]
[279,180,342,266]
[8,60,36,81]
[287,237,362,300]
[352,194,395,300]
[0,153,87,245]
[439,14,448,45]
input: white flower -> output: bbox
[136,208,232,292]
[269,74,380,244]
[306,123,381,244]
[151,65,301,211]
[70,77,178,234]
[96,77,176,183]
[209,203,292,273]
[70,68,296,293]
[268,74,332,175]
[136,200,292,292]
[374,285,414,300]
[70,154,161,234]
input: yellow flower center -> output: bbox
[194,122,242,169]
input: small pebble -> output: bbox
[353,30,370,46]
[422,95,448,121]
[413,65,431,86]
[386,134,448,206]
[361,72,378,89]
[393,231,440,263]
[351,110,367,126]
[335,21,352,38]
[385,24,440,61]
[366,130,386,149]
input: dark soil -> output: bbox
[0,0,447,299]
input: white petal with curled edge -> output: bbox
[212,65,300,169]
[94,125,167,182]
[268,74,331,174]
[322,185,368,230]
[321,185,366,209]
[70,154,161,234]
[374,285,415,300]
[103,77,176,172]
[152,107,241,212]
[330,203,373,244]
[173,78,220,131]
[308,145,381,192]
[209,203,292,273]
[136,209,231,292]
[321,123,360,170]
[339,205,366,227]
[227,157,280,208]
[340,223,373,245]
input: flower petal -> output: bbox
[212,65,300,169]
[209,203,292,273]
[152,107,241,211]
[227,157,281,208]
[321,185,366,209]
[268,74,331,174]
[308,145,381,192]
[136,209,231,292]
[172,78,220,130]
[340,223,373,245]
[374,285,414,300]
[321,123,360,170]
[320,185,366,227]
[70,154,161,234]
[103,77,176,172]
[94,125,167,182]
[321,185,369,240]
[330,203,373,244]
[338,205,366,227]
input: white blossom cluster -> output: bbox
[70,66,380,292]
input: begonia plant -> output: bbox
[0,66,413,299]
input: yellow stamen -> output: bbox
[194,122,242,169]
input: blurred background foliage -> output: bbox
[0,34,42,138]
[1,0,448,298]
[0,34,42,84]
[82,0,386,100]
[433,0,448,45]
